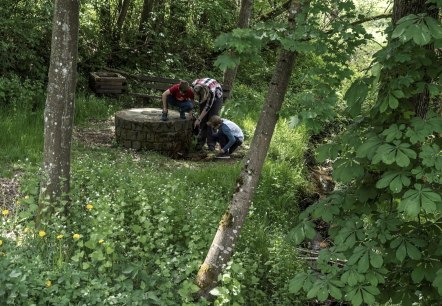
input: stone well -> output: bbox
[115,108,193,156]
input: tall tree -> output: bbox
[138,0,156,43]
[39,0,80,214]
[114,0,131,43]
[222,0,253,95]
[195,0,302,299]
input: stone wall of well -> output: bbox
[115,108,193,156]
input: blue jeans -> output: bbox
[167,95,193,112]
[211,132,242,154]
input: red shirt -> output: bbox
[169,84,194,101]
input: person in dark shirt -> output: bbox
[207,115,244,159]
[161,80,194,121]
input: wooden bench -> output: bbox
[128,75,231,104]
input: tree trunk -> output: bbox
[195,0,301,299]
[114,0,131,43]
[138,0,156,43]
[393,0,438,118]
[222,0,253,97]
[39,0,79,215]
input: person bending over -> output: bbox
[161,80,194,121]
[192,78,223,151]
[207,115,244,159]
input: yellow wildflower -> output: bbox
[16,200,20,205]
[86,203,93,210]
[98,239,104,244]
[45,280,52,287]
[39,230,46,238]
[24,195,29,199]
[73,233,81,240]
[2,210,9,216]
[0,240,3,246]
[56,234,64,239]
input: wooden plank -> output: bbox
[94,84,126,90]
[93,81,126,86]
[95,89,124,94]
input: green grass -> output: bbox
[0,109,44,177]
[1,90,311,305]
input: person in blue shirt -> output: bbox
[207,115,244,159]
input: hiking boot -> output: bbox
[161,112,168,121]
[180,111,186,119]
[215,152,230,159]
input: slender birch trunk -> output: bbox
[196,0,302,299]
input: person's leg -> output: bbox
[228,138,243,154]
[218,131,228,149]
[162,95,178,121]
[179,100,193,119]
[205,97,223,150]
[196,102,207,150]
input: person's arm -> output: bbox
[194,92,214,128]
[194,108,208,128]
[220,125,236,153]
[162,89,171,112]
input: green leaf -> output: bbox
[358,252,370,273]
[345,79,369,116]
[399,184,441,216]
[329,285,342,299]
[395,149,411,167]
[370,252,383,268]
[396,243,406,262]
[432,269,442,296]
[388,94,399,109]
[424,16,442,39]
[317,143,341,162]
[373,144,396,165]
[391,17,417,39]
[214,54,240,71]
[351,289,363,306]
[362,289,376,305]
[411,266,425,283]
[289,274,306,293]
[306,283,319,299]
[356,136,382,159]
[409,23,432,45]
[406,242,421,260]
[304,221,317,240]
[376,171,410,193]
[382,124,402,142]
[317,286,329,302]
[333,159,365,183]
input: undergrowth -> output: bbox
[1,87,310,305]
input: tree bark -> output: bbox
[392,0,438,117]
[114,0,131,42]
[138,0,156,43]
[39,0,79,214]
[222,0,253,98]
[195,0,301,299]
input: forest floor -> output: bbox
[0,118,246,212]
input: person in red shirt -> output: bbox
[161,80,194,121]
